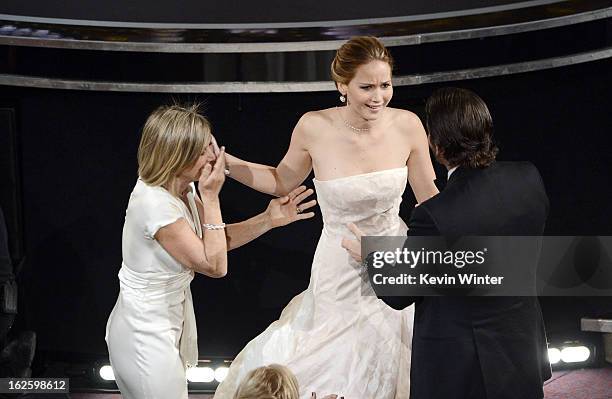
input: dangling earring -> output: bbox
[339,94,346,103]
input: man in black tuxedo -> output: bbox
[381,88,551,398]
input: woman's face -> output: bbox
[180,141,216,182]
[339,60,393,121]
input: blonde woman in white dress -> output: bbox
[215,37,439,399]
[105,104,316,399]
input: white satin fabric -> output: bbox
[106,179,201,399]
[215,167,414,399]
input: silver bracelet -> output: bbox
[202,223,226,230]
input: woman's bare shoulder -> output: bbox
[387,107,425,135]
[387,107,422,124]
[295,108,336,135]
[300,108,336,123]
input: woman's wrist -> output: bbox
[223,154,237,179]
[202,222,225,230]
[262,207,275,230]
[224,152,237,166]
[200,192,220,202]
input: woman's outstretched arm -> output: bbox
[225,113,314,197]
[224,186,316,251]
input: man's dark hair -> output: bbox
[425,87,498,168]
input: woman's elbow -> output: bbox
[275,188,291,197]
[196,264,226,278]
[206,256,228,278]
[271,169,296,197]
[208,269,227,278]
[209,261,228,278]
[275,183,301,197]
[191,256,227,278]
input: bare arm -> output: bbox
[225,186,316,250]
[155,150,229,278]
[225,114,314,196]
[156,185,316,276]
[406,114,439,203]
[224,211,272,251]
[155,196,228,278]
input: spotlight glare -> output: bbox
[186,366,215,383]
[215,366,229,382]
[99,365,115,381]
[547,348,561,364]
[561,346,590,363]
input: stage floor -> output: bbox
[64,366,612,399]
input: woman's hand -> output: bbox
[210,134,220,157]
[199,147,226,198]
[266,186,317,228]
[341,223,365,263]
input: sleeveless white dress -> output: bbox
[214,167,414,399]
[105,179,200,399]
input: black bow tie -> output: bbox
[434,178,446,191]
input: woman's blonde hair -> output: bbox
[233,364,299,399]
[137,103,212,193]
[331,36,394,86]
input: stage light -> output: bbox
[186,366,215,383]
[99,365,115,381]
[214,366,229,382]
[548,348,561,364]
[560,346,590,363]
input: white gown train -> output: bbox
[215,167,414,399]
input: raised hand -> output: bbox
[210,134,220,157]
[266,186,317,228]
[199,146,226,197]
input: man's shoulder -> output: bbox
[493,161,538,173]
[491,161,545,188]
[418,161,542,209]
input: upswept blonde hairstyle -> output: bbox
[233,364,299,399]
[137,103,212,193]
[331,36,394,86]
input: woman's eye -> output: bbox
[360,86,371,90]
[382,83,391,88]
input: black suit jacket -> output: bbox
[382,162,552,399]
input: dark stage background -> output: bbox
[0,0,542,24]
[1,57,611,360]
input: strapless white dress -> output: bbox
[214,167,414,399]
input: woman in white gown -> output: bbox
[215,37,439,398]
[105,104,317,399]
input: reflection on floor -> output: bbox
[544,367,612,399]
